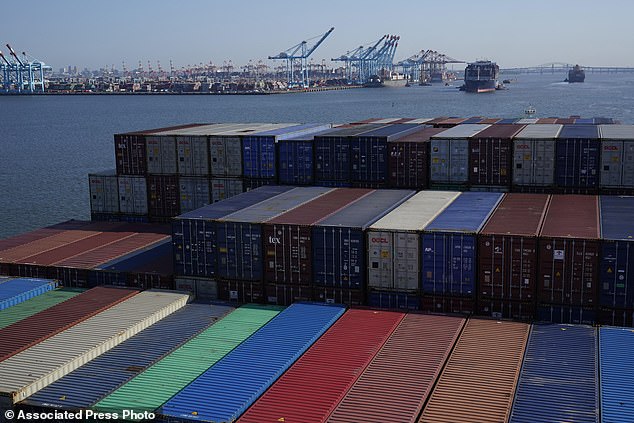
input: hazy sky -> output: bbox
[3,0,634,70]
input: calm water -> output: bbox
[1,73,633,238]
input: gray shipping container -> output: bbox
[599,125,634,188]
[174,277,218,300]
[177,135,210,176]
[430,125,490,184]
[118,175,148,215]
[146,135,178,175]
[179,177,211,213]
[367,191,460,291]
[211,178,244,203]
[89,171,119,213]
[513,124,562,186]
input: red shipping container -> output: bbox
[598,308,634,327]
[478,194,550,302]
[148,175,180,219]
[0,286,138,361]
[421,295,474,315]
[263,188,373,284]
[388,127,445,189]
[313,287,364,306]
[328,314,465,423]
[477,298,535,321]
[469,124,524,188]
[217,279,264,303]
[238,309,403,423]
[538,195,600,307]
[265,283,313,306]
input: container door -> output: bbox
[192,136,209,176]
[513,140,531,185]
[536,139,556,186]
[600,140,623,187]
[394,232,419,291]
[209,138,226,176]
[177,137,192,175]
[146,136,162,174]
[367,231,393,289]
[623,141,634,187]
[421,233,447,295]
[430,139,449,183]
[450,139,469,183]
[162,137,178,174]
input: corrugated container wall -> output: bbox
[118,176,148,215]
[388,127,445,190]
[147,175,179,219]
[115,133,146,175]
[469,124,524,188]
[177,135,210,176]
[0,278,58,311]
[599,327,634,422]
[555,125,600,190]
[178,177,210,213]
[211,177,243,203]
[599,125,634,189]
[422,192,503,297]
[430,124,490,185]
[89,171,119,214]
[0,289,82,330]
[367,191,460,292]
[278,137,315,185]
[145,135,177,175]
[209,135,243,177]
[513,124,561,187]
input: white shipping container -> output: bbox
[0,290,188,404]
[367,191,460,291]
[211,178,244,203]
[430,125,490,184]
[118,176,148,215]
[209,136,243,177]
[179,177,211,213]
[177,136,210,176]
[146,136,178,175]
[600,125,634,188]
[513,124,561,186]
[89,171,119,213]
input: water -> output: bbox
[1,73,633,238]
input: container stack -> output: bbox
[599,124,634,195]
[387,127,445,190]
[555,125,600,194]
[512,124,561,192]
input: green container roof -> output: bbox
[93,303,283,414]
[0,288,84,329]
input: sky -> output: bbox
[3,0,634,70]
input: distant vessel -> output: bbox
[462,61,499,93]
[565,64,585,83]
[364,73,408,88]
[363,75,383,88]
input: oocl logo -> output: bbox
[603,146,619,151]
[371,237,389,243]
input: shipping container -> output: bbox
[539,195,600,307]
[313,287,364,305]
[369,289,420,310]
[146,135,177,175]
[512,124,561,187]
[118,175,148,215]
[461,117,485,124]
[407,118,434,124]
[216,187,332,281]
[420,295,474,314]
[89,171,119,214]
[176,135,210,176]
[367,191,460,291]
[243,177,277,191]
[328,314,465,423]
[420,319,529,423]
[422,192,503,297]
[159,303,345,422]
[599,125,634,189]
[469,124,524,188]
[173,277,218,300]
[172,186,293,277]
[265,283,313,305]
[94,304,282,414]
[388,127,445,189]
[436,117,467,127]
[350,124,421,187]
[20,303,232,411]
[210,177,243,203]
[599,196,634,308]
[555,125,600,190]
[0,290,188,406]
[556,117,576,125]
[278,136,316,185]
[477,299,535,320]
[426,117,450,127]
[263,188,373,284]
[0,288,82,330]
[537,304,596,324]
[115,133,147,176]
[575,118,595,124]
[430,124,490,185]
[516,118,539,124]
[0,277,58,311]
[598,307,634,327]
[510,324,598,423]
[239,309,403,423]
[479,118,502,124]
[313,190,415,289]
[537,118,558,124]
[217,279,264,303]
[178,176,210,213]
[147,175,179,219]
[478,194,550,302]
[599,326,634,422]
[497,118,519,124]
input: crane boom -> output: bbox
[305,27,334,58]
[6,44,23,65]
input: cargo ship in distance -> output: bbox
[565,64,585,83]
[461,60,500,93]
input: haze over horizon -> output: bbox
[3,0,634,70]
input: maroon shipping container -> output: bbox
[537,118,558,124]
[388,127,445,189]
[148,175,180,219]
[478,194,550,302]
[469,125,524,188]
[217,279,264,303]
[436,117,467,128]
[598,308,634,327]
[265,283,314,306]
[421,295,475,315]
[0,286,138,361]
[313,286,364,306]
[115,134,147,176]
[263,188,373,284]
[477,299,535,321]
[538,195,600,307]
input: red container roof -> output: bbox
[392,127,447,143]
[472,124,526,139]
[479,118,502,124]
[540,195,600,239]
[480,194,550,236]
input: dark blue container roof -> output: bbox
[96,240,172,272]
[21,303,232,410]
[281,128,335,142]
[510,324,598,423]
[357,124,421,139]
[559,125,599,139]
[599,326,634,422]
[0,278,57,310]
[497,118,519,124]
[424,192,504,233]
[316,189,415,229]
[248,123,328,137]
[594,117,614,124]
[600,196,634,241]
[176,186,293,220]
[574,118,595,124]
[314,124,385,138]
[462,117,484,124]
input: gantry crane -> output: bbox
[397,49,463,83]
[332,34,400,84]
[0,43,49,93]
[269,27,334,88]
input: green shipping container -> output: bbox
[0,288,84,329]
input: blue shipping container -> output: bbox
[20,303,232,410]
[312,190,415,289]
[537,305,596,325]
[0,277,58,311]
[599,327,634,422]
[575,118,595,124]
[555,125,600,188]
[510,324,598,423]
[277,138,314,185]
[599,196,634,308]
[172,186,293,277]
[422,192,503,296]
[368,290,420,310]
[159,302,345,422]
[462,117,484,124]
[497,118,519,124]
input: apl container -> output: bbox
[430,124,490,185]
[147,175,180,219]
[367,191,460,292]
[539,195,600,307]
[178,176,210,213]
[555,125,600,190]
[469,124,524,189]
[118,175,148,215]
[599,326,634,422]
[388,127,445,190]
[146,135,178,175]
[512,124,562,187]
[422,192,503,299]
[599,125,634,189]
[263,188,374,284]
[89,171,119,214]
[599,195,634,308]
[312,189,415,289]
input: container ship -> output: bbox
[462,61,499,93]
[566,64,585,83]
